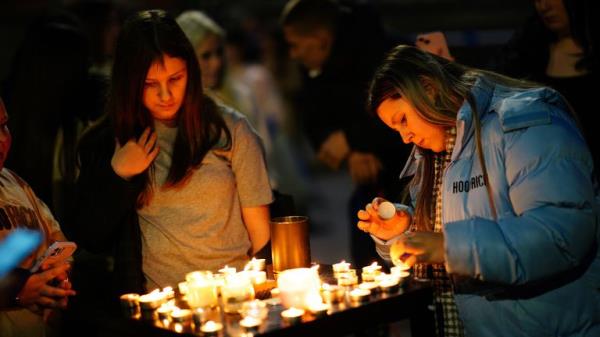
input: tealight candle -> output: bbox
[138,291,164,321]
[157,304,174,327]
[200,320,223,336]
[307,301,330,318]
[337,272,358,287]
[178,282,189,295]
[192,307,207,329]
[239,316,261,334]
[244,258,266,271]
[390,266,411,277]
[349,288,371,305]
[320,284,345,304]
[239,299,268,320]
[119,293,140,318]
[218,265,237,276]
[358,282,379,296]
[281,307,305,325]
[378,275,401,294]
[243,270,267,285]
[277,268,322,309]
[270,287,280,299]
[170,308,192,333]
[332,260,351,274]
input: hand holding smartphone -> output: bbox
[30,241,77,273]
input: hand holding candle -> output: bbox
[357,198,411,241]
[391,231,446,266]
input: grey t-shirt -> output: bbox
[138,106,273,290]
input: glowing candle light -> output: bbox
[349,288,371,305]
[244,258,266,271]
[332,260,351,273]
[200,320,223,336]
[281,307,305,325]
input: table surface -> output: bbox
[106,265,435,337]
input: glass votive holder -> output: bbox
[186,271,218,309]
[307,301,330,318]
[119,293,140,318]
[239,299,269,320]
[200,320,223,337]
[320,284,345,304]
[222,273,255,313]
[239,316,262,334]
[281,307,305,325]
[170,308,192,333]
[349,288,371,306]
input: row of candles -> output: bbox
[120,259,410,335]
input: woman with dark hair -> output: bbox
[70,10,272,300]
[358,45,599,336]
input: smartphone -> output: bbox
[0,229,42,278]
[30,241,77,273]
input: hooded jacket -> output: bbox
[399,76,600,336]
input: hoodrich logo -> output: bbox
[452,175,485,193]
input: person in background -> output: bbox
[70,9,272,306]
[358,45,599,337]
[281,0,410,267]
[491,0,598,178]
[0,97,75,337]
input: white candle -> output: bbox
[307,301,330,317]
[349,288,371,305]
[185,271,218,308]
[332,260,351,273]
[219,265,237,275]
[239,316,261,333]
[281,307,305,324]
[200,320,223,335]
[222,272,255,313]
[244,258,266,271]
[277,268,322,309]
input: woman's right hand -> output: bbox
[111,127,160,180]
[17,263,76,310]
[357,197,411,241]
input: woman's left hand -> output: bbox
[390,231,445,267]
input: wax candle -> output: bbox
[119,293,140,318]
[244,258,266,271]
[349,288,371,305]
[320,283,345,304]
[222,272,255,313]
[218,265,237,276]
[332,260,351,273]
[281,307,305,325]
[277,268,322,309]
[239,316,261,334]
[186,271,218,309]
[200,320,223,336]
[307,301,330,318]
[239,299,268,320]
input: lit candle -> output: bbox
[390,266,411,278]
[157,303,174,327]
[281,307,305,325]
[200,320,223,336]
[185,271,218,309]
[239,299,269,320]
[358,282,379,295]
[221,272,255,313]
[332,260,351,274]
[320,283,345,304]
[361,262,382,282]
[170,308,192,333]
[307,301,330,318]
[178,281,188,295]
[337,272,358,287]
[244,258,266,271]
[239,316,261,334]
[192,307,207,328]
[349,288,371,305]
[242,270,267,285]
[277,268,322,309]
[378,275,401,294]
[219,265,237,276]
[119,293,140,318]
[162,286,175,301]
[138,290,164,321]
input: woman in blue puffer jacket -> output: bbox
[357,45,599,337]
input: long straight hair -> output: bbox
[108,9,230,207]
[368,45,540,230]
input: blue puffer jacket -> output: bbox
[402,76,600,336]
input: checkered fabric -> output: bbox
[413,127,464,337]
